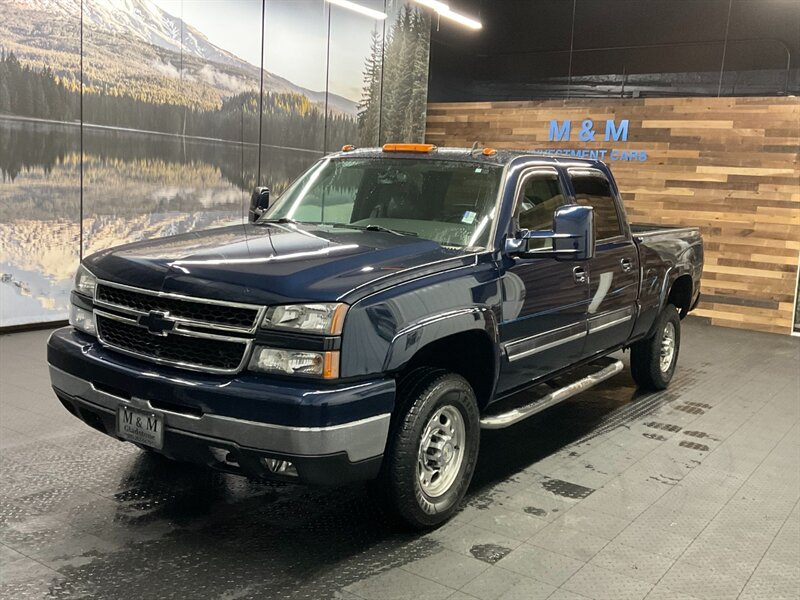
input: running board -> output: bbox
[480,359,624,429]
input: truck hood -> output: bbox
[84,223,470,305]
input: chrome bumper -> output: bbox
[49,365,390,463]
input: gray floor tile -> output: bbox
[561,564,652,600]
[497,545,584,588]
[494,575,557,600]
[437,524,524,560]
[612,521,694,560]
[344,568,455,600]
[547,505,631,543]
[459,566,537,600]
[546,590,592,600]
[446,593,482,600]
[469,507,550,542]
[402,548,490,589]
[657,558,749,600]
[528,523,610,562]
[737,557,800,600]
[643,586,704,600]
[588,541,674,584]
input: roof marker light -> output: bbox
[341,144,356,152]
[382,143,437,153]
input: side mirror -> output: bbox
[505,205,595,260]
[248,186,270,222]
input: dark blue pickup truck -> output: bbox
[48,144,702,528]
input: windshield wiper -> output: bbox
[255,217,297,225]
[331,223,418,237]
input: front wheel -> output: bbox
[379,369,480,529]
[630,304,681,390]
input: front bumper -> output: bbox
[47,328,394,484]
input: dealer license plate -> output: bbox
[117,405,164,450]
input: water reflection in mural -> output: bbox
[0,117,318,325]
[0,0,430,326]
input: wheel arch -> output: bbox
[384,308,501,411]
[667,273,694,318]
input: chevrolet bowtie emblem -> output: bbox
[138,311,175,336]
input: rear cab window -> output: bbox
[569,172,624,241]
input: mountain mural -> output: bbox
[1,0,357,115]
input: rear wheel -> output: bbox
[630,304,681,390]
[378,369,480,529]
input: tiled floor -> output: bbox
[0,319,798,600]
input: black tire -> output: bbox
[378,368,480,529]
[630,304,681,391]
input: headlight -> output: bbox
[261,303,347,335]
[74,264,97,298]
[69,304,96,336]
[249,347,339,378]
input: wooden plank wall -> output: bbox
[426,97,800,335]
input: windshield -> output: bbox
[262,157,503,249]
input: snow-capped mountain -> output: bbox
[2,0,358,115]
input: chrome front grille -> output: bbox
[93,281,264,374]
[96,283,261,331]
[96,312,249,373]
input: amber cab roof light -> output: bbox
[382,143,437,153]
[341,144,356,152]
[482,147,497,156]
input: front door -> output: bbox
[497,168,590,395]
[568,168,639,357]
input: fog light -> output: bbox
[262,458,298,477]
[69,304,96,336]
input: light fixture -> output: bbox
[325,0,387,20]
[412,0,482,30]
[413,0,449,10]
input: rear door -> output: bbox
[568,168,639,357]
[497,167,590,394]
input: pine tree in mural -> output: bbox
[358,28,383,146]
[380,6,431,144]
[403,10,431,141]
[356,5,431,146]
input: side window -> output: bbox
[516,173,564,231]
[570,174,623,240]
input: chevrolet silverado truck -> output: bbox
[48,144,703,528]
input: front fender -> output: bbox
[382,306,501,373]
[339,259,504,379]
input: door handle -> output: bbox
[620,258,634,273]
[573,266,587,284]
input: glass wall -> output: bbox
[0,0,432,327]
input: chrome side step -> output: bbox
[480,359,624,429]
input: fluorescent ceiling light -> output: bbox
[412,0,482,30]
[413,0,450,11]
[440,7,481,29]
[325,0,387,20]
